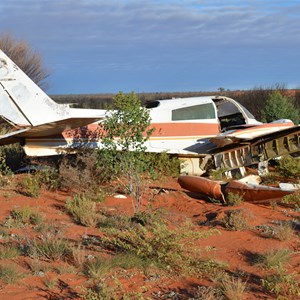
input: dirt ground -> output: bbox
[0,175,299,300]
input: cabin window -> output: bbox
[171,103,216,121]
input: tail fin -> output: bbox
[0,49,71,127]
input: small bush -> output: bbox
[4,206,43,228]
[255,248,291,271]
[0,150,13,187]
[66,194,99,227]
[0,264,24,284]
[261,91,299,124]
[111,253,152,270]
[261,272,300,298]
[70,245,86,268]
[283,191,300,208]
[222,209,251,231]
[26,233,72,261]
[146,152,180,179]
[192,285,223,300]
[0,243,21,259]
[16,175,41,197]
[256,221,295,241]
[275,222,295,241]
[43,276,57,290]
[99,218,220,275]
[83,282,117,300]
[59,151,104,195]
[260,173,280,185]
[219,274,247,300]
[277,155,300,179]
[0,150,12,176]
[226,192,244,206]
[36,168,61,190]
[209,168,228,181]
[83,257,112,280]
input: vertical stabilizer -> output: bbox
[0,49,71,127]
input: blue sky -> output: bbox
[0,0,299,94]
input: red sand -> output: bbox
[0,176,299,299]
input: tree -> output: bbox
[261,91,299,125]
[98,92,155,212]
[0,33,49,89]
[101,92,154,152]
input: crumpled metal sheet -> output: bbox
[225,180,295,202]
[178,175,296,203]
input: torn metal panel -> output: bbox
[212,125,300,171]
[225,180,295,202]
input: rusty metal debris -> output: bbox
[178,175,297,203]
[178,175,224,201]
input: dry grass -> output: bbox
[219,274,246,300]
[222,209,251,231]
[65,194,100,227]
[255,248,291,271]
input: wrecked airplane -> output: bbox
[1,48,300,176]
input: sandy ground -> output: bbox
[0,176,299,299]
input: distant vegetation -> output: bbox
[51,91,217,109]
[52,84,300,122]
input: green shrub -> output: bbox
[0,130,25,173]
[276,155,300,178]
[4,206,43,228]
[283,191,300,207]
[16,175,41,197]
[66,194,100,227]
[99,218,220,275]
[226,192,244,206]
[36,168,61,190]
[111,253,152,270]
[145,152,180,179]
[261,272,300,298]
[261,91,299,124]
[98,92,156,212]
[0,151,11,176]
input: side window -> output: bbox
[172,103,216,121]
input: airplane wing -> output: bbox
[0,116,104,146]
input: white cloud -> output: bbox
[1,0,299,48]
[1,0,299,93]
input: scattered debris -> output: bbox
[113,194,127,199]
[178,175,298,203]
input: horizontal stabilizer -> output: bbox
[0,116,104,146]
